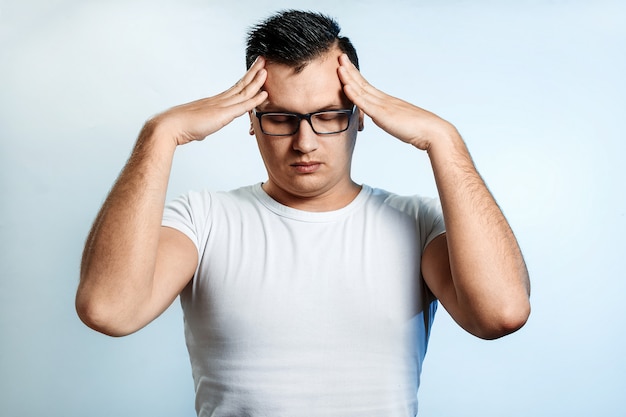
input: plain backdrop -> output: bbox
[1,0,625,416]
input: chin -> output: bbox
[281,178,330,198]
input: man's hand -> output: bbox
[338,54,457,152]
[151,56,268,147]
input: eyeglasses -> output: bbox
[253,106,356,136]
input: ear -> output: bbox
[357,108,365,131]
[248,110,255,136]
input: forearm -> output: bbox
[77,120,177,333]
[427,128,530,336]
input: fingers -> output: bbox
[337,54,361,101]
[194,57,266,117]
[337,54,363,88]
[243,55,267,86]
[228,56,267,102]
[226,72,268,121]
[238,65,268,108]
[156,59,269,144]
[337,54,385,114]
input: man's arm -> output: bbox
[420,134,530,339]
[338,54,530,339]
[76,58,269,336]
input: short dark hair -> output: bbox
[245,10,359,72]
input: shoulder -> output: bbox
[363,185,445,248]
[166,183,261,212]
[364,185,441,220]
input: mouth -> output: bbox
[291,161,322,174]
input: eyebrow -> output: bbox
[257,103,351,113]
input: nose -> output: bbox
[292,118,319,153]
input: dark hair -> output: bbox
[245,10,359,71]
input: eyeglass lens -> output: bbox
[261,111,351,135]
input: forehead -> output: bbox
[260,49,348,112]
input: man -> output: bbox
[76,10,530,416]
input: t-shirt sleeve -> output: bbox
[162,191,211,252]
[381,190,445,251]
[414,196,445,316]
[417,196,446,249]
[384,192,445,330]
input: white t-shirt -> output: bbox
[162,183,445,417]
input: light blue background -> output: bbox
[1,0,625,416]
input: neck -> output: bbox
[261,181,362,212]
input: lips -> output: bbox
[291,161,322,173]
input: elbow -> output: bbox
[75,290,139,337]
[473,299,531,340]
[466,297,530,340]
[468,269,532,340]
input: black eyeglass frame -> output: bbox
[253,106,356,136]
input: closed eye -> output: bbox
[314,112,345,121]
[264,114,296,123]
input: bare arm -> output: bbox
[421,133,530,339]
[338,54,530,339]
[76,58,269,336]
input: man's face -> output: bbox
[250,48,364,210]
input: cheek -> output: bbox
[256,138,286,166]
[342,132,358,155]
